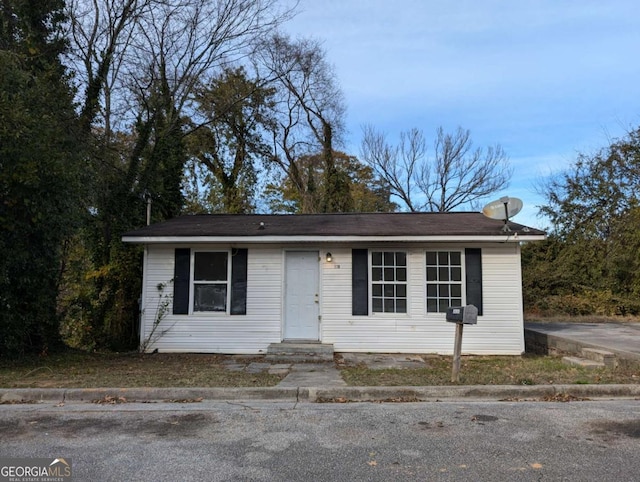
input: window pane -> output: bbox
[396,252,406,266]
[426,267,437,281]
[372,284,382,297]
[439,284,449,297]
[372,267,383,281]
[384,267,394,281]
[427,299,438,312]
[384,284,394,297]
[194,252,227,281]
[396,299,407,313]
[426,252,437,265]
[438,252,449,265]
[427,284,437,297]
[451,284,462,297]
[451,267,462,282]
[372,252,382,266]
[396,284,406,298]
[384,252,394,265]
[450,251,461,265]
[384,298,394,312]
[194,284,227,311]
[452,298,462,306]
[372,298,383,312]
[439,267,449,281]
[439,299,450,312]
[396,268,406,282]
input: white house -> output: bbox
[122,212,545,355]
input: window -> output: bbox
[193,251,229,312]
[371,251,407,313]
[426,251,462,313]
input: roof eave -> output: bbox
[122,234,546,244]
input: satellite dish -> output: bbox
[482,196,523,232]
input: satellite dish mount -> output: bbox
[482,196,523,232]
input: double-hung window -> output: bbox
[426,251,463,313]
[193,251,230,312]
[371,251,407,313]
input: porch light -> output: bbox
[326,252,333,262]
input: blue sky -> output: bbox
[284,0,640,228]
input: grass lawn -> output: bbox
[0,352,284,388]
[339,354,640,386]
[1,352,638,389]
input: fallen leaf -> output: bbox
[540,393,589,402]
[367,461,377,466]
[92,395,127,405]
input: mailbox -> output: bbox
[445,305,478,325]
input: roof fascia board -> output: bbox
[122,234,546,244]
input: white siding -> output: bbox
[140,242,525,354]
[140,244,282,353]
[320,244,524,355]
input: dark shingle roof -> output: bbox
[122,213,545,239]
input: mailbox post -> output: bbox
[446,305,478,382]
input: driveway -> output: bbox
[525,321,640,361]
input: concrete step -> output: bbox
[266,343,334,362]
[562,356,605,370]
[581,348,617,369]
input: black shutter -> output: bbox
[173,248,191,315]
[352,249,369,316]
[230,248,248,315]
[465,248,483,316]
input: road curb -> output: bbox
[2,384,639,404]
[300,384,640,402]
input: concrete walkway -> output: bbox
[277,363,346,387]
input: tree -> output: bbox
[522,127,640,316]
[60,0,293,348]
[265,152,396,214]
[255,33,349,213]
[187,67,276,213]
[360,126,512,212]
[0,0,85,355]
[540,128,640,241]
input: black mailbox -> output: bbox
[445,305,478,325]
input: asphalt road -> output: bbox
[1,400,639,481]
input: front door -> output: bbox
[284,251,319,340]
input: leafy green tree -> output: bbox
[523,127,640,316]
[0,0,85,355]
[541,128,640,241]
[188,67,276,213]
[265,152,396,214]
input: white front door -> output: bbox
[284,251,319,340]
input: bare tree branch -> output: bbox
[253,32,348,212]
[361,125,512,212]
